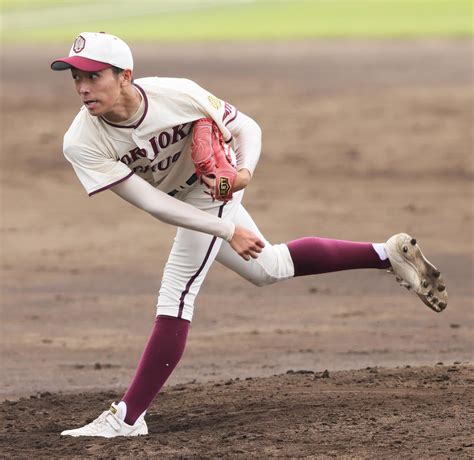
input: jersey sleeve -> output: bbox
[183,79,238,140]
[63,141,133,197]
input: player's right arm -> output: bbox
[111,174,264,260]
[63,112,264,260]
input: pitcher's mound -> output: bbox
[1,364,472,458]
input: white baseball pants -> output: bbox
[156,182,295,321]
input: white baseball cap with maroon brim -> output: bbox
[51,32,133,72]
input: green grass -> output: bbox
[1,0,472,43]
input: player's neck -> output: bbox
[102,85,141,123]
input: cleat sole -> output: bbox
[386,233,448,313]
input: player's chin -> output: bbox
[83,102,103,116]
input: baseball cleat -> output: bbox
[60,402,148,438]
[386,233,448,313]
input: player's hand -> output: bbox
[201,169,251,195]
[230,225,265,261]
[201,175,216,190]
[233,169,251,192]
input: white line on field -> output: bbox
[1,0,256,31]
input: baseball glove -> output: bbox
[191,118,237,202]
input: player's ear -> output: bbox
[121,69,133,86]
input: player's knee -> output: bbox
[248,275,279,288]
[247,243,294,287]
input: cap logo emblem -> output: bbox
[73,35,86,54]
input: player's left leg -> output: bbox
[215,203,389,285]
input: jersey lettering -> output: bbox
[158,131,171,150]
[148,123,191,160]
[130,147,147,162]
[121,147,147,165]
[172,124,189,143]
[131,151,182,174]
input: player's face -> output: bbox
[71,68,123,117]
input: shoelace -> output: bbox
[82,411,121,433]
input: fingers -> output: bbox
[203,190,215,201]
[201,175,215,189]
[238,239,264,261]
[230,226,265,261]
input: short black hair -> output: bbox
[110,65,133,83]
[111,66,124,75]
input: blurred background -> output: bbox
[0,0,472,400]
[1,0,471,43]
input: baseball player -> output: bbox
[51,32,448,438]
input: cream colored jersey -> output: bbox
[63,77,240,196]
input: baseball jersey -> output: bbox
[63,77,246,197]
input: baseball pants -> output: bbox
[156,182,295,322]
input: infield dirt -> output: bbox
[1,40,473,457]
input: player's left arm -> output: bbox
[225,111,262,192]
[184,80,262,192]
[199,111,261,193]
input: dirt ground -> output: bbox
[1,365,473,458]
[0,40,472,457]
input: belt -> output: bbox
[167,173,198,197]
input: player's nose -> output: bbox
[76,81,90,95]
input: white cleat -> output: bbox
[61,402,148,438]
[386,233,448,313]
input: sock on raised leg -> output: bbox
[372,243,388,261]
[287,237,391,277]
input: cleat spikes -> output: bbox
[400,281,411,290]
[385,233,447,313]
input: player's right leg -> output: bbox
[118,186,244,428]
[60,402,147,437]
[61,185,244,437]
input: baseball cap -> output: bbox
[51,32,133,72]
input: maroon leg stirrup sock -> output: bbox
[122,315,189,425]
[287,237,391,277]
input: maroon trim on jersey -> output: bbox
[224,109,239,127]
[99,84,148,129]
[177,203,225,318]
[88,171,133,196]
[133,84,148,128]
